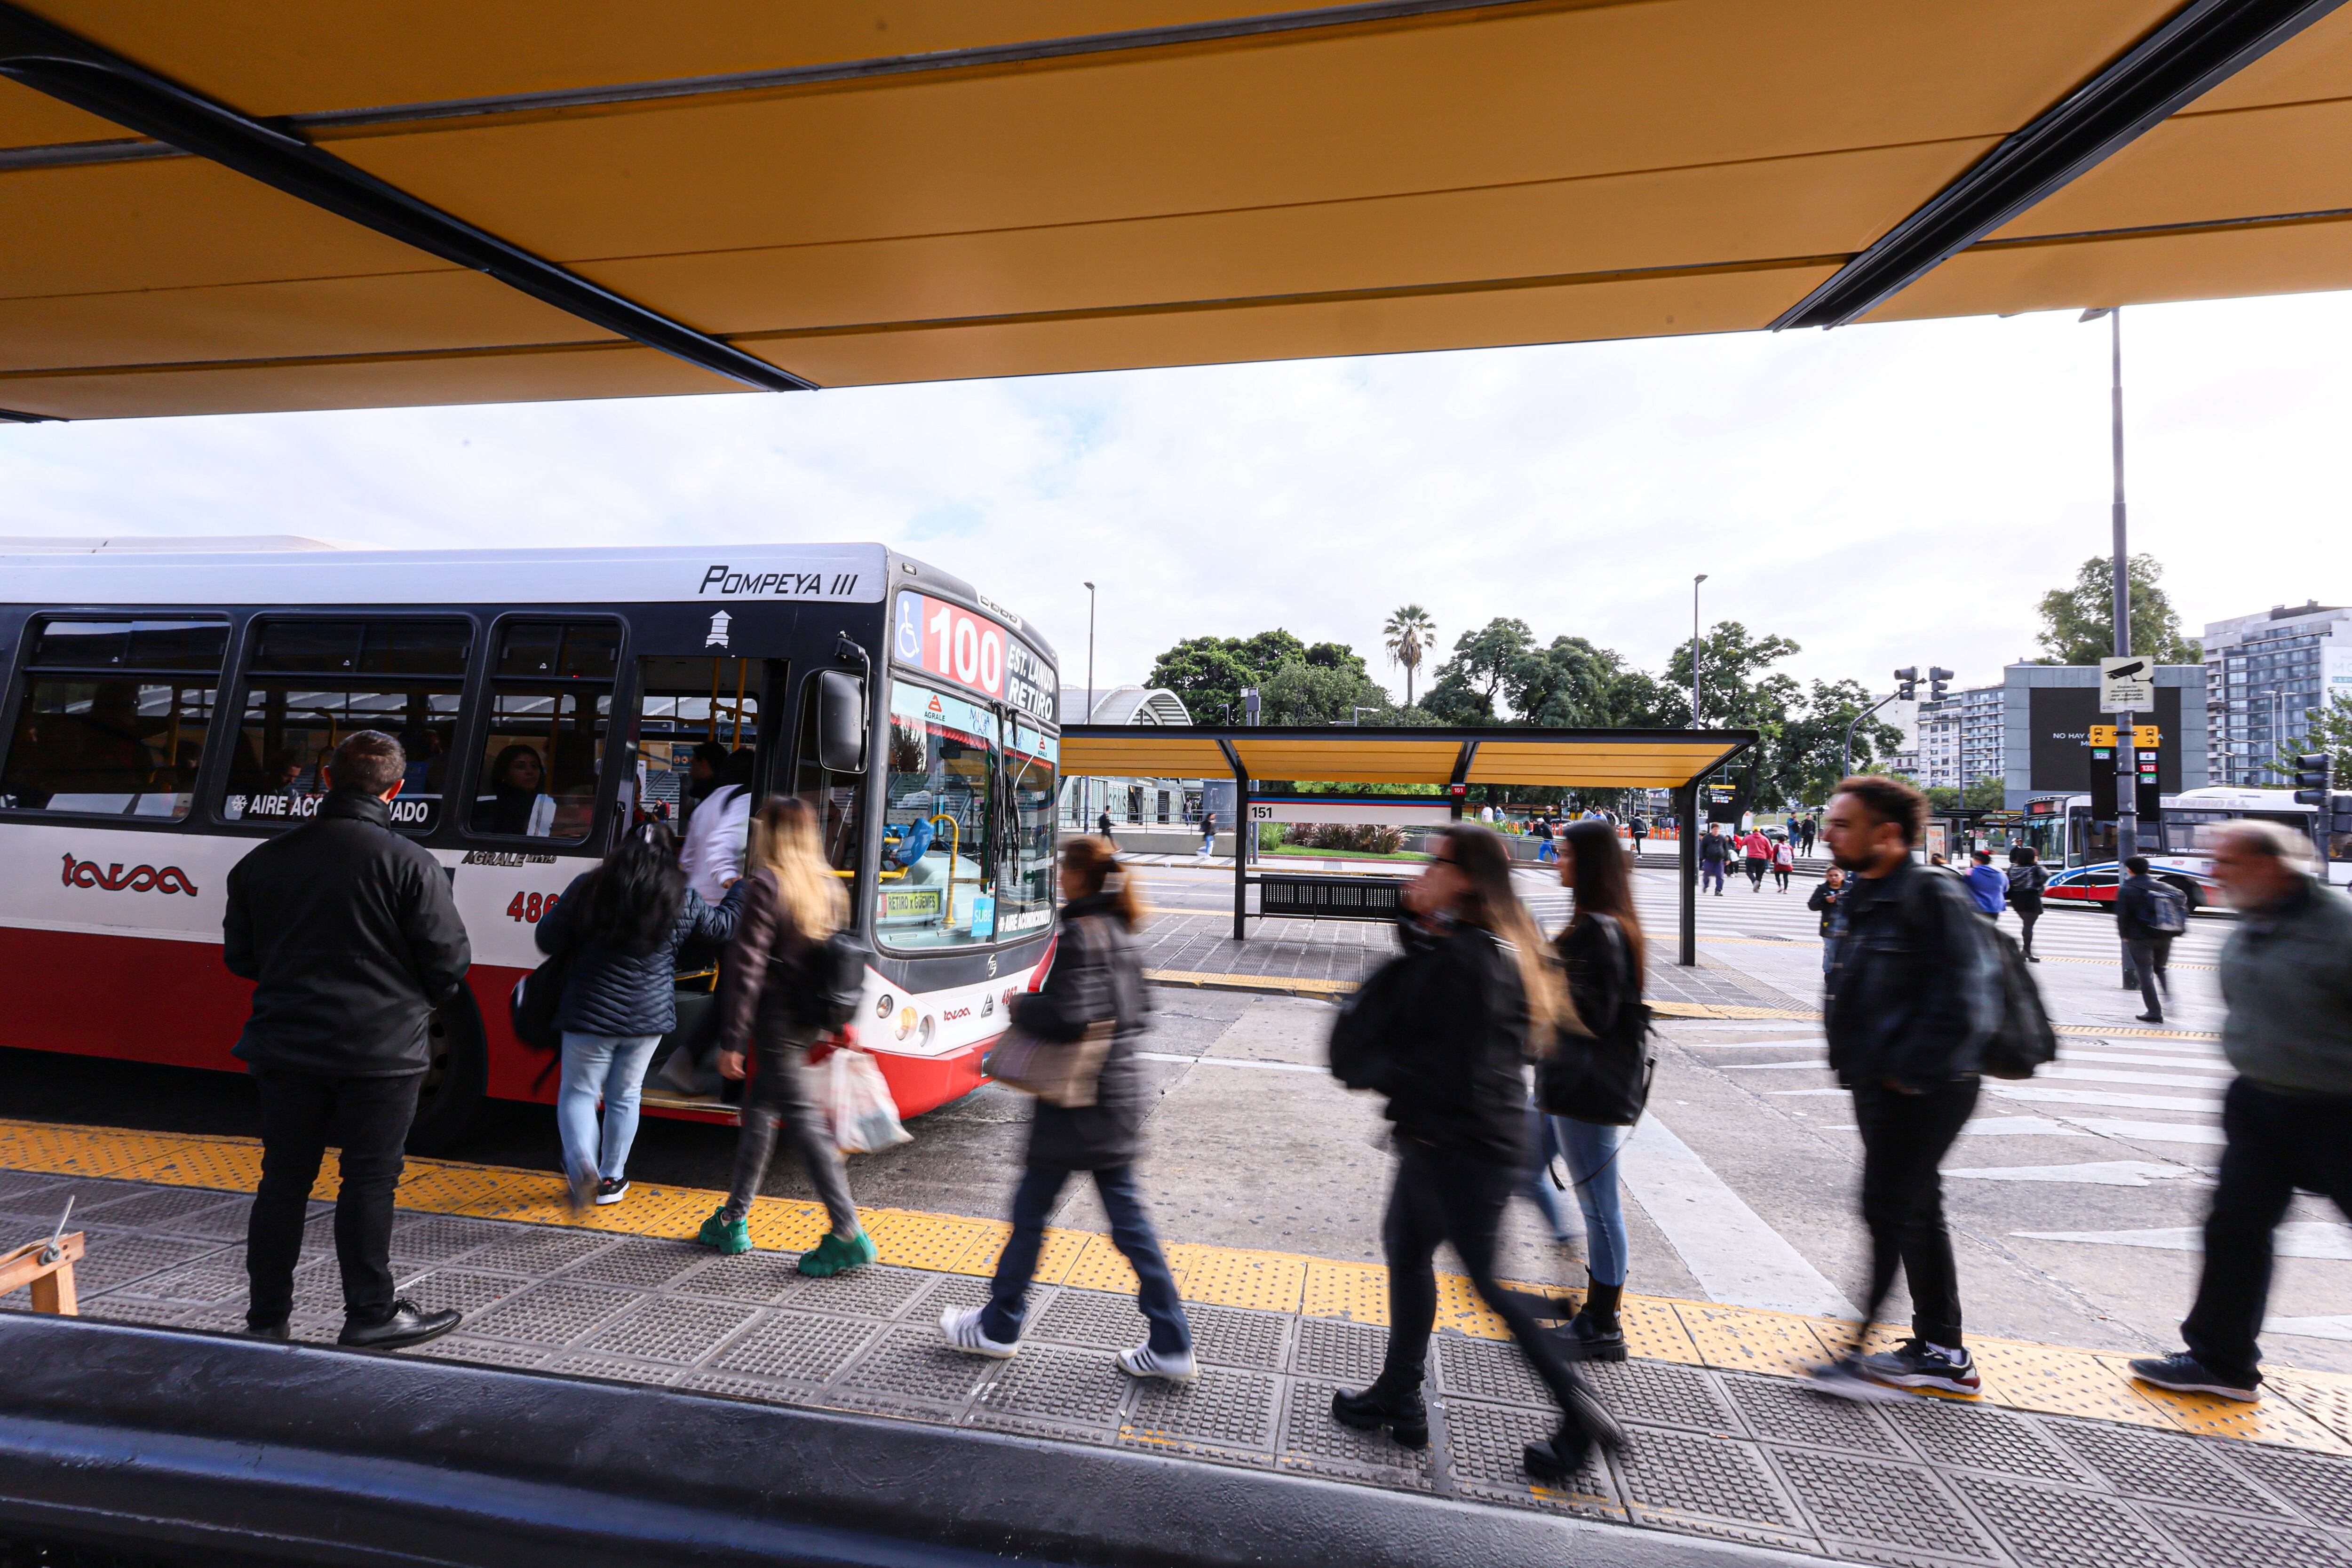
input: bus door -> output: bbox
[630,655,779,831]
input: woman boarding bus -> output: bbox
[0,540,1060,1153]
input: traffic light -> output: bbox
[1929,667,1955,701]
[1893,667,1918,701]
[2293,752,2334,807]
[2331,791,2352,836]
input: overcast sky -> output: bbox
[7,287,2348,707]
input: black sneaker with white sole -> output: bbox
[1857,1339,1981,1395]
[2129,1351,2258,1402]
[596,1178,629,1206]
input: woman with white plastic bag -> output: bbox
[939,837,1196,1382]
[824,1042,911,1155]
[692,796,876,1276]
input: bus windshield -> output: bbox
[880,680,998,949]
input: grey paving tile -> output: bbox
[547,1353,680,1386]
[461,1228,615,1276]
[464,1280,640,1345]
[833,1325,1001,1408]
[1880,1400,2088,1484]
[2141,1504,2352,1568]
[780,1264,936,1321]
[966,1344,1133,1439]
[711,1309,879,1383]
[675,1250,805,1304]
[398,1267,530,1316]
[79,1186,245,1231]
[562,1236,707,1290]
[1436,1334,1549,1408]
[2042,1417,2284,1516]
[72,1233,223,1294]
[1766,1447,2000,1562]
[1184,1303,1290,1371]
[1953,1475,2180,1568]
[1444,1396,1616,1514]
[1615,1426,1804,1535]
[1723,1372,1905,1456]
[1279,1377,1436,1491]
[1583,1358,1740,1437]
[388,1215,504,1263]
[1122,1366,1279,1464]
[1033,1288,1151,1350]
[1294,1316,1387,1383]
[2220,1443,2352,1530]
[586,1295,759,1366]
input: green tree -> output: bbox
[1144,629,1375,724]
[1771,678,1905,808]
[1423,617,1534,723]
[1383,605,1438,707]
[1661,622,1803,730]
[2034,554,2201,665]
[2263,692,2352,786]
[1257,659,1391,724]
[1505,636,1672,728]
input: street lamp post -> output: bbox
[2082,306,2136,865]
[1083,580,1097,830]
[1691,573,1708,729]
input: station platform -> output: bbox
[7,1117,2351,1568]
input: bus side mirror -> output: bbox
[817,670,866,774]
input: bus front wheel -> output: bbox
[407,997,487,1156]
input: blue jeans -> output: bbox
[1520,1105,1575,1242]
[1549,1116,1631,1288]
[557,1031,663,1182]
[982,1163,1192,1355]
[1701,861,1725,892]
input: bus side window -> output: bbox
[471,621,618,841]
[0,618,227,820]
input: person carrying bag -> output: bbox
[692,796,875,1277]
[1537,818,1654,1362]
[942,836,1196,1382]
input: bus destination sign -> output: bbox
[891,591,1056,723]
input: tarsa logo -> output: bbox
[61,853,198,897]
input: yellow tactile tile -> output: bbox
[744,1196,831,1253]
[2271,1370,2352,1444]
[0,1121,152,1180]
[1432,1271,1511,1341]
[1060,1234,1149,1295]
[865,1208,1001,1275]
[1677,1303,1834,1377]
[1620,1293,1705,1365]
[1301,1258,1389,1327]
[1967,1338,2176,1428]
[122,1140,266,1194]
[2115,1357,2352,1451]
[1165,1242,1307,1314]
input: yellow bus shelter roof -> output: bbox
[1060,724,1756,789]
[3,0,2348,419]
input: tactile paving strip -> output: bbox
[1445,1396,1616,1513]
[1122,1366,1280,1461]
[462,1229,615,1276]
[1437,1334,1550,1406]
[464,1280,640,1345]
[2042,1417,2285,1515]
[410,1335,555,1370]
[711,1310,877,1383]
[1952,1474,2180,1568]
[1724,1372,1905,1456]
[1184,1303,1290,1371]
[1613,1425,1803,1534]
[1033,1288,1150,1349]
[1581,1358,1740,1436]
[1294,1317,1387,1383]
[72,1234,223,1294]
[119,1254,250,1305]
[1766,1448,1998,1562]
[564,1237,708,1291]
[545,1353,678,1385]
[782,1264,935,1320]
[397,1267,527,1316]
[832,1325,1001,1405]
[1278,1378,1436,1490]
[2139,1503,2352,1568]
[79,1186,244,1229]
[587,1296,759,1364]
[1878,1400,2088,1484]
[388,1215,505,1263]
[966,1345,1133,1435]
[675,1250,805,1304]
[2221,1442,2352,1525]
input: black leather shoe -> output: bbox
[339,1298,461,1350]
[243,1319,289,1341]
[1331,1383,1430,1449]
[1550,1311,1629,1362]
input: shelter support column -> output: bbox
[1676,782,1698,967]
[1221,741,1249,942]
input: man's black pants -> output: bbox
[1379,1139,1597,1420]
[2182,1077,2352,1388]
[1851,1077,1980,1347]
[247,1070,421,1328]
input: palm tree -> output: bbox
[1383,605,1437,708]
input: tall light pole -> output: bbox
[1083,580,1097,829]
[1691,574,1708,728]
[2082,306,2135,864]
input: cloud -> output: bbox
[6,288,2348,702]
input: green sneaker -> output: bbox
[695,1207,750,1255]
[797,1227,877,1277]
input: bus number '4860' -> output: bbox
[506,891,554,923]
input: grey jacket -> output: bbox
[2218,878,2352,1097]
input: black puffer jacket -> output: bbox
[1542,913,1646,1125]
[536,870,743,1038]
[1824,857,1995,1090]
[223,790,472,1076]
[1347,919,1529,1164]
[1012,892,1151,1170]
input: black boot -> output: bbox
[1332,1377,1429,1449]
[1524,1419,1590,1482]
[1554,1276,1627,1362]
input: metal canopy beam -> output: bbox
[1773,0,2351,330]
[0,1,813,394]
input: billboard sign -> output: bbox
[2028,685,2181,794]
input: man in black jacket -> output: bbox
[1810,774,1997,1400]
[225,730,472,1348]
[2113,856,2175,1023]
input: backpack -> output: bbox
[1978,923,2058,1079]
[2142,881,2189,935]
[1329,948,1415,1091]
[785,930,871,1032]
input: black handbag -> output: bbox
[1328,949,1415,1090]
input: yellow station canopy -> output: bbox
[3,0,2349,420]
[1060,724,1756,789]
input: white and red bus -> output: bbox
[2025,785,2352,910]
[0,541,1061,1150]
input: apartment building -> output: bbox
[2203,602,2352,787]
[1914,684,2003,793]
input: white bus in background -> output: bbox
[2026,785,2352,911]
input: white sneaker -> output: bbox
[1116,1343,1198,1383]
[939,1305,1019,1359]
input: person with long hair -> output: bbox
[1541,817,1650,1362]
[694,796,873,1276]
[940,837,1196,1379]
[536,821,743,1208]
[1330,823,1622,1480]
[481,744,556,836]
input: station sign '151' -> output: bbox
[891,590,1056,723]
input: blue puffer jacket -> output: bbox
[536,870,745,1038]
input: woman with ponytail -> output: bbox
[1328,822,1623,1480]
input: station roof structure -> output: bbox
[4,0,2351,421]
[1059,723,1757,789]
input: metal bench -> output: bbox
[1256,873,1406,922]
